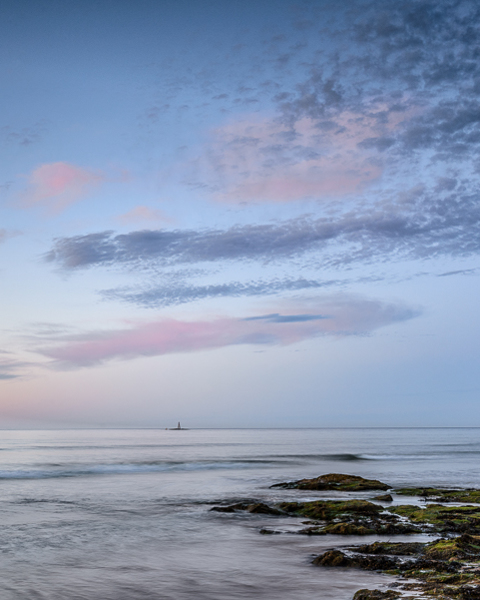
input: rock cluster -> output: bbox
[209,474,480,599]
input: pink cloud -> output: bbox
[21,162,104,213]
[39,297,418,367]
[116,205,171,225]
[184,103,414,203]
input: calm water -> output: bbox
[0,427,479,599]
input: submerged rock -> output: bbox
[313,550,397,570]
[374,494,393,502]
[313,550,352,566]
[352,541,425,556]
[352,590,400,600]
[424,533,480,560]
[278,499,382,519]
[395,487,480,504]
[388,503,480,533]
[272,473,390,492]
[210,502,283,515]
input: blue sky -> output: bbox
[1,0,480,427]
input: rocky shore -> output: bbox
[210,474,480,599]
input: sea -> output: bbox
[0,427,479,600]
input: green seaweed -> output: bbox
[389,504,480,532]
[395,488,480,504]
[278,499,382,520]
[272,473,389,491]
[352,541,425,555]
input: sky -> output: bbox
[1,0,480,428]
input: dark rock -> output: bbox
[210,502,282,515]
[374,494,393,502]
[459,586,480,600]
[313,550,397,570]
[210,505,240,513]
[259,528,281,535]
[395,488,480,504]
[425,534,480,560]
[353,541,424,556]
[272,473,389,492]
[352,590,400,600]
[402,557,461,573]
[313,550,352,567]
[246,502,283,515]
[278,499,382,520]
[322,522,375,535]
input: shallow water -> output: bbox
[0,427,478,599]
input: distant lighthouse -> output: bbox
[169,421,188,430]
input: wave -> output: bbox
[0,459,285,480]
[266,451,480,461]
[268,453,368,461]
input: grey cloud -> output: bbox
[275,0,480,168]
[0,121,48,146]
[0,356,32,380]
[437,269,477,277]
[46,184,480,272]
[244,313,329,323]
[102,278,340,308]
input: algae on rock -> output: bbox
[272,473,389,491]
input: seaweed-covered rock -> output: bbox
[278,499,382,520]
[210,502,283,515]
[425,533,480,560]
[459,586,480,599]
[395,488,480,504]
[313,549,399,570]
[272,473,389,492]
[389,504,480,533]
[247,503,284,515]
[299,518,417,536]
[313,550,352,566]
[374,494,393,502]
[322,522,375,535]
[352,590,400,600]
[353,541,424,556]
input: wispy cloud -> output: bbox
[46,181,480,271]
[184,112,391,203]
[0,353,33,380]
[0,120,48,146]
[115,205,171,225]
[38,296,419,368]
[275,0,480,170]
[20,162,104,214]
[102,277,340,308]
[243,313,328,323]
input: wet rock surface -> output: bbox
[272,473,390,492]
[388,503,480,534]
[352,590,401,600]
[374,494,393,502]
[395,488,480,504]
[210,502,283,515]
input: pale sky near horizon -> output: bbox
[1,0,480,428]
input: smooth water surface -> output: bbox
[0,427,478,599]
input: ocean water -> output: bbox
[0,427,479,600]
